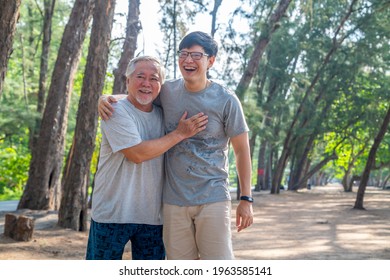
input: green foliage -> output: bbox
[0,101,33,200]
[0,144,31,200]
[3,0,72,104]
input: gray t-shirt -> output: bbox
[160,79,249,206]
[91,99,164,225]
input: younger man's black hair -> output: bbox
[179,31,218,57]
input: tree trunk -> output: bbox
[58,0,116,231]
[249,131,257,160]
[0,0,21,98]
[347,175,360,192]
[210,0,222,37]
[266,146,274,190]
[381,174,390,189]
[295,153,338,189]
[341,166,352,192]
[112,0,140,95]
[18,0,95,211]
[354,105,390,210]
[31,0,56,149]
[290,134,317,190]
[255,139,267,191]
[341,143,366,191]
[235,0,292,99]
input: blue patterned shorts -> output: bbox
[86,219,165,260]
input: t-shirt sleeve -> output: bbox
[101,103,142,153]
[223,93,249,138]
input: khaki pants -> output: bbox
[163,201,234,260]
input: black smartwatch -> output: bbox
[240,196,254,203]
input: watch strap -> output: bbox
[240,195,254,203]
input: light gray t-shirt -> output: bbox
[91,99,164,225]
[160,79,249,206]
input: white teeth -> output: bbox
[140,89,151,93]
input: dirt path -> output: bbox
[1,184,389,260]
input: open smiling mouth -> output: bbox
[183,66,196,72]
[139,89,152,94]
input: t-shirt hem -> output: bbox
[163,197,231,207]
[90,216,163,226]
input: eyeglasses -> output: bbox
[177,51,209,60]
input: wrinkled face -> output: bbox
[178,45,215,85]
[126,61,162,112]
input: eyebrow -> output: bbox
[135,72,160,78]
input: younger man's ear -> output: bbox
[207,56,216,69]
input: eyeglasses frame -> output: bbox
[177,50,210,60]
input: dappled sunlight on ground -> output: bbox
[232,184,390,260]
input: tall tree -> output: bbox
[58,0,116,231]
[112,0,140,95]
[18,0,95,210]
[0,0,21,98]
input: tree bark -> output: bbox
[381,174,390,189]
[18,0,95,211]
[58,0,116,231]
[210,0,222,37]
[341,165,353,192]
[295,153,338,190]
[0,0,21,98]
[112,0,140,95]
[255,139,267,191]
[31,0,56,149]
[354,105,390,210]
